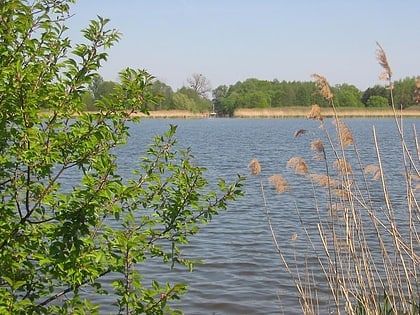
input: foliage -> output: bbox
[212,78,338,116]
[366,95,389,107]
[0,1,244,314]
[393,77,417,109]
[82,73,420,116]
[149,80,175,110]
[172,87,211,113]
[332,83,364,107]
[361,85,389,106]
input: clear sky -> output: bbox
[67,0,420,91]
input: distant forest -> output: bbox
[83,74,420,116]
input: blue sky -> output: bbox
[67,0,420,91]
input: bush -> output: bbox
[0,1,244,314]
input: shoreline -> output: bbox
[134,107,420,118]
[40,108,420,119]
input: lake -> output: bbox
[95,117,419,314]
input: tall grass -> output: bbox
[249,43,419,314]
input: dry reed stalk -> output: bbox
[287,157,309,175]
[268,174,288,193]
[248,159,261,175]
[306,104,323,121]
[311,74,333,101]
[333,158,353,175]
[252,43,420,314]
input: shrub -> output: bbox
[0,1,244,314]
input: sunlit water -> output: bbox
[83,118,419,314]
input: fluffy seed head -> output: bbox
[311,139,325,152]
[287,157,309,175]
[311,74,333,101]
[376,42,392,84]
[248,159,261,175]
[311,139,325,160]
[309,174,340,188]
[364,165,380,180]
[307,104,323,121]
[333,119,354,148]
[268,174,288,193]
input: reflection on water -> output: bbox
[82,118,419,314]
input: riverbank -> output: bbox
[136,107,420,118]
[234,107,420,118]
[40,107,420,119]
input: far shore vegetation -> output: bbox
[41,106,420,119]
[93,106,420,119]
[82,73,420,118]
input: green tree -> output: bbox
[212,84,229,114]
[81,91,95,110]
[150,80,174,110]
[214,79,329,110]
[393,76,416,108]
[243,91,271,108]
[366,95,389,107]
[333,84,363,107]
[173,87,211,112]
[96,80,118,100]
[271,83,295,107]
[0,1,244,314]
[172,91,195,110]
[361,85,388,106]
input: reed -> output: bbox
[249,43,420,314]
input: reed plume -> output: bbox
[311,139,325,160]
[248,159,261,175]
[309,174,340,188]
[268,174,288,193]
[333,118,354,148]
[376,41,393,84]
[252,42,420,315]
[307,104,323,121]
[364,164,380,180]
[311,74,333,101]
[287,157,309,175]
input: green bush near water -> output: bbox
[0,1,244,314]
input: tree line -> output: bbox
[83,73,419,116]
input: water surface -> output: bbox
[96,118,420,314]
